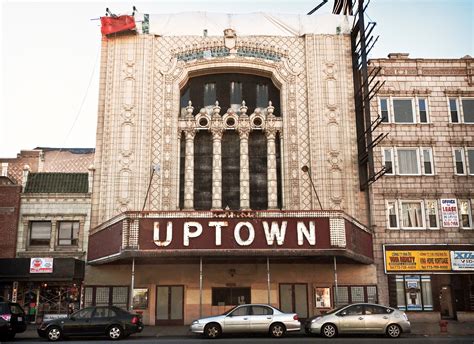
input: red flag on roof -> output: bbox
[100,15,136,35]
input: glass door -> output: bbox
[156,285,184,325]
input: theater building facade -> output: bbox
[86,13,378,325]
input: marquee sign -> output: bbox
[139,218,331,250]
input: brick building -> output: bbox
[369,54,474,321]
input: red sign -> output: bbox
[30,258,54,273]
[100,15,136,35]
[139,217,331,250]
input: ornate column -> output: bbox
[210,102,224,210]
[266,101,278,209]
[183,102,195,210]
[237,101,250,210]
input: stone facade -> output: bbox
[369,54,474,308]
[92,33,366,228]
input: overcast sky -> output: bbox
[1,0,473,158]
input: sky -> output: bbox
[1,0,473,158]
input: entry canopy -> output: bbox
[146,12,352,36]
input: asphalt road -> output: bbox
[3,335,474,344]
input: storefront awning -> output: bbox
[88,210,374,265]
[0,258,85,282]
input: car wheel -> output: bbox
[321,323,338,338]
[107,325,123,340]
[269,323,286,338]
[47,326,62,341]
[386,324,401,338]
[204,323,221,339]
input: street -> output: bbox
[3,335,474,344]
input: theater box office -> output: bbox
[86,211,377,325]
[384,245,474,321]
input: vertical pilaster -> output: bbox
[266,102,278,209]
[211,102,224,210]
[183,102,195,210]
[238,102,250,210]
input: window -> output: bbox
[344,304,363,315]
[333,285,377,307]
[459,200,472,228]
[212,287,251,306]
[397,149,419,175]
[203,82,216,107]
[230,306,250,316]
[468,149,474,175]
[449,98,459,122]
[449,97,474,123]
[83,286,130,309]
[74,308,94,319]
[380,98,389,122]
[364,304,389,315]
[387,201,398,228]
[418,98,428,123]
[382,148,394,174]
[393,99,415,123]
[422,148,434,175]
[383,147,434,176]
[93,307,116,318]
[251,306,273,315]
[379,97,429,123]
[426,200,439,229]
[58,221,79,246]
[393,275,433,311]
[29,221,51,246]
[256,84,269,108]
[401,201,424,228]
[454,148,466,174]
[230,81,242,109]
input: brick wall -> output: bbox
[0,184,22,258]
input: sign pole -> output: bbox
[130,258,135,311]
[267,257,271,304]
[333,256,338,307]
[199,257,203,318]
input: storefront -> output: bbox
[384,245,474,321]
[0,258,84,323]
[86,210,376,325]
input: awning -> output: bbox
[0,258,85,282]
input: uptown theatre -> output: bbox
[86,12,378,325]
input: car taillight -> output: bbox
[131,316,139,324]
[293,314,299,321]
[0,314,11,321]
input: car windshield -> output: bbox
[222,306,239,315]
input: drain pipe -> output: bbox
[199,257,203,318]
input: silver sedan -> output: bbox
[305,303,410,338]
[190,304,301,339]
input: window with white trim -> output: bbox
[401,201,424,228]
[453,148,474,175]
[383,147,434,176]
[426,200,439,229]
[29,221,51,246]
[459,200,472,229]
[387,201,398,228]
[449,97,474,123]
[58,221,79,246]
[379,97,429,123]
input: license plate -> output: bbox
[18,317,22,321]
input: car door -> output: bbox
[363,305,391,333]
[337,304,365,333]
[63,307,94,336]
[249,306,273,332]
[223,305,251,333]
[90,307,116,335]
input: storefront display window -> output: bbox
[333,285,378,307]
[315,287,331,308]
[132,288,149,309]
[394,275,433,311]
[212,287,250,306]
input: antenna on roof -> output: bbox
[132,6,138,16]
[307,0,328,15]
[105,8,117,18]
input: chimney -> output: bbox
[388,53,410,59]
[22,164,30,191]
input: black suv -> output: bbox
[0,302,27,340]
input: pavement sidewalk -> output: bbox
[15,320,474,340]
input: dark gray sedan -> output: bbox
[305,303,410,338]
[190,304,300,339]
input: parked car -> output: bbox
[37,306,143,341]
[190,303,300,339]
[305,303,410,338]
[0,301,27,340]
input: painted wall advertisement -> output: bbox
[451,251,474,271]
[385,250,451,272]
[30,257,54,273]
[441,199,459,227]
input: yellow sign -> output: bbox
[385,250,451,272]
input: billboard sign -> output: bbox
[30,258,54,273]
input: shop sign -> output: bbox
[440,199,459,227]
[385,250,451,272]
[451,251,474,271]
[30,258,54,273]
